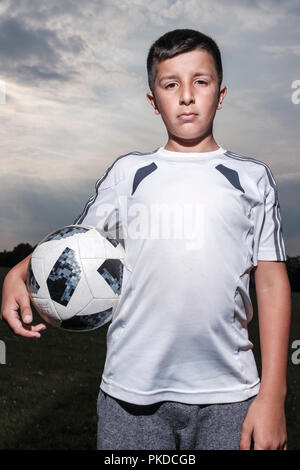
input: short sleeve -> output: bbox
[73,164,123,242]
[253,166,287,264]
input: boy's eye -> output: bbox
[165,80,208,89]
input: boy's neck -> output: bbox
[164,135,220,153]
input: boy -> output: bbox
[1,29,291,450]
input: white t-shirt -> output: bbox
[74,145,287,405]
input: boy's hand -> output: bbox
[1,270,46,338]
[239,394,287,450]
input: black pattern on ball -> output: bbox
[97,259,123,295]
[47,247,81,306]
[107,238,119,247]
[27,257,40,294]
[40,226,89,244]
[61,308,113,331]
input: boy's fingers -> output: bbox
[3,308,46,338]
[21,322,47,332]
[18,300,47,331]
[19,303,33,324]
[11,318,41,338]
[34,323,47,331]
[14,321,46,338]
[239,426,252,450]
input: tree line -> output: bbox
[1,243,300,292]
[0,243,36,269]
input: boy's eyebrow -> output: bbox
[158,72,213,83]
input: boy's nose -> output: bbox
[179,85,195,105]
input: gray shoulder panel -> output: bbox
[215,164,245,193]
[73,148,160,224]
[225,150,285,261]
[224,150,276,185]
[131,162,158,196]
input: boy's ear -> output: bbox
[147,91,160,115]
[217,85,227,110]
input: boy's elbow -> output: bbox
[254,260,291,293]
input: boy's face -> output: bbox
[147,49,226,146]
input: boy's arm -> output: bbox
[240,260,291,450]
[254,260,291,400]
[1,254,47,337]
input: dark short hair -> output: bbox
[146,29,223,96]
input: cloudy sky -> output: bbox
[0,0,299,256]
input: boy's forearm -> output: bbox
[6,253,32,282]
[255,272,292,401]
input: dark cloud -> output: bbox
[0,15,85,84]
[0,17,59,60]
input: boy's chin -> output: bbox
[168,132,210,143]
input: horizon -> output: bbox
[0,0,299,256]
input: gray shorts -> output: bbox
[97,388,256,450]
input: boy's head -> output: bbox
[146,29,226,150]
[147,29,223,98]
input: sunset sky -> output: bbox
[1,0,300,256]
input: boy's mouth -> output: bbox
[178,113,198,121]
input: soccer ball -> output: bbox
[26,225,125,332]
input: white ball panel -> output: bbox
[31,297,61,328]
[77,297,118,316]
[53,277,92,320]
[78,228,106,259]
[104,238,125,259]
[34,237,77,259]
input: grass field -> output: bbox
[0,265,300,450]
